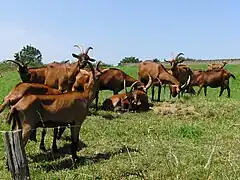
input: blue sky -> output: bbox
[0,0,239,65]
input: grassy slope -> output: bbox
[0,64,239,179]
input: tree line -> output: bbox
[1,45,240,70]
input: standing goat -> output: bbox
[8,61,109,161]
[191,69,236,97]
[138,60,190,102]
[165,53,195,97]
[6,45,95,92]
[0,82,63,151]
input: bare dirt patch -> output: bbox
[152,102,199,116]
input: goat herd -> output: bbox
[0,45,236,162]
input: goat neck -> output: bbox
[67,61,81,80]
[124,74,138,87]
[80,61,108,105]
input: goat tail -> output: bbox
[230,74,236,80]
[6,108,21,130]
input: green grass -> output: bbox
[0,64,240,179]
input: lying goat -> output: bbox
[207,61,228,70]
[191,69,236,97]
[8,61,109,161]
[102,74,152,112]
[73,67,148,110]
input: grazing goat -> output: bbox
[165,53,195,97]
[73,67,148,110]
[208,61,228,70]
[0,82,63,151]
[8,61,109,161]
[102,75,152,112]
[138,60,190,102]
[191,69,236,97]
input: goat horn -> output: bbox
[85,46,93,54]
[175,53,184,60]
[180,75,191,89]
[164,58,172,63]
[6,60,24,67]
[96,61,102,73]
[130,81,139,92]
[74,44,84,53]
[145,73,153,90]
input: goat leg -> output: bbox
[57,126,66,140]
[157,85,161,102]
[52,128,58,152]
[95,91,99,111]
[39,128,47,151]
[197,86,203,95]
[29,129,37,142]
[151,86,155,101]
[219,87,225,97]
[204,87,207,96]
[70,126,80,161]
[227,86,231,98]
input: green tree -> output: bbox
[14,45,43,65]
[119,56,139,65]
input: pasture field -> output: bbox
[0,64,240,179]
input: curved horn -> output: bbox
[145,73,153,90]
[6,60,24,67]
[96,61,102,73]
[74,44,84,53]
[130,81,139,92]
[95,61,109,74]
[85,46,93,55]
[175,52,184,60]
[164,58,172,64]
[180,75,191,89]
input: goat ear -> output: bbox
[72,53,79,58]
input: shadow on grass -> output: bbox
[33,145,140,172]
[29,141,87,163]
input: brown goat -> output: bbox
[165,53,195,97]
[138,60,190,102]
[207,61,228,70]
[191,69,236,97]
[8,61,109,161]
[73,67,148,110]
[102,76,152,112]
[0,82,63,150]
[6,45,94,92]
